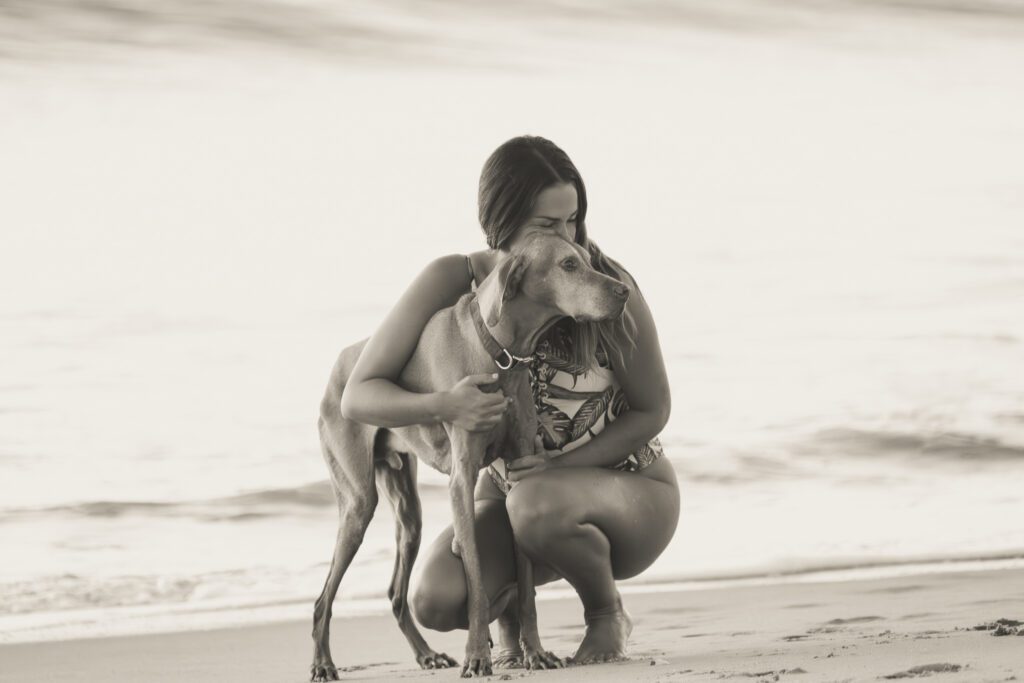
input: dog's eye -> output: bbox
[561,258,577,271]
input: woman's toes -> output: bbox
[492,652,524,669]
[570,603,631,665]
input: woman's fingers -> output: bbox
[459,373,500,387]
[483,397,507,413]
[463,393,514,429]
[507,464,531,482]
[507,460,542,482]
[507,455,541,471]
[487,392,510,406]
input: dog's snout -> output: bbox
[613,283,630,300]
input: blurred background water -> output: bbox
[2,0,1023,643]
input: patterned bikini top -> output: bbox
[528,323,664,472]
[467,255,664,490]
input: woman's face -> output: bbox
[506,182,578,251]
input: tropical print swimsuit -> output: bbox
[466,255,665,495]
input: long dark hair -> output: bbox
[478,135,639,373]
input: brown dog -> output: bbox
[311,232,631,680]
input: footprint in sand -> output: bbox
[969,618,1024,636]
[881,663,963,679]
[721,667,809,679]
[793,616,885,639]
[825,616,885,625]
[911,629,948,640]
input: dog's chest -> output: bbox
[484,372,536,465]
[482,422,516,468]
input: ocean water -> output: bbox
[2,1,1024,644]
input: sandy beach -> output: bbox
[2,565,1021,682]
[3,3,1024,681]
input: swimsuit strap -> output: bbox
[466,254,477,291]
[487,464,513,496]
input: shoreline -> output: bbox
[2,564,1022,682]
[3,555,1024,645]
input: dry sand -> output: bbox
[1,565,1022,682]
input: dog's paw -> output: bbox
[459,653,492,678]
[417,651,458,669]
[309,662,340,681]
[523,648,564,670]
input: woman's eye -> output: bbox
[561,259,577,271]
[568,217,577,223]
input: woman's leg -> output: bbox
[409,474,559,633]
[504,457,680,663]
[410,498,514,632]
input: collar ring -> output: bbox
[495,349,515,371]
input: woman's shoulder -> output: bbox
[417,250,503,299]
[398,253,480,312]
[419,253,476,287]
[465,249,499,285]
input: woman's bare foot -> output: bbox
[492,605,524,668]
[568,600,633,665]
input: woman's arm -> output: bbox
[339,254,509,431]
[508,273,670,478]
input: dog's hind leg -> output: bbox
[375,452,458,670]
[310,416,378,683]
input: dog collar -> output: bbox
[468,294,534,371]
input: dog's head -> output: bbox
[485,232,631,326]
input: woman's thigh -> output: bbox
[506,458,680,580]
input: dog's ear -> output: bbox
[485,253,526,326]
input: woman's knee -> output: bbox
[410,577,466,632]
[506,477,577,552]
[408,529,468,632]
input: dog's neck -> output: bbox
[476,278,562,357]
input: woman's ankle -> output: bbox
[582,593,623,623]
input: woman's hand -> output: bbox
[439,373,509,431]
[507,437,559,483]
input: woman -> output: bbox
[340,135,679,666]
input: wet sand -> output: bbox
[2,565,1022,682]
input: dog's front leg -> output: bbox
[513,541,563,669]
[448,430,491,678]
